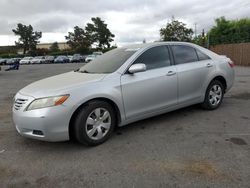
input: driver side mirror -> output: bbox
[128,63,146,74]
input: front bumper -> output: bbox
[12,93,71,142]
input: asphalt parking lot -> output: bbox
[0,64,250,188]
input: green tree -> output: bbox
[49,42,59,52]
[160,19,193,42]
[209,17,250,46]
[12,23,42,54]
[85,17,115,49]
[65,26,91,53]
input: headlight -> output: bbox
[26,95,69,111]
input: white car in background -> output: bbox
[85,52,103,63]
[30,56,46,64]
[68,55,73,62]
[20,57,33,64]
[85,55,96,63]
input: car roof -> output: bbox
[122,41,200,49]
[121,41,219,59]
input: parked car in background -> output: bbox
[12,42,235,146]
[85,55,96,63]
[31,56,46,64]
[0,58,7,65]
[93,51,103,56]
[85,52,103,63]
[6,58,20,65]
[6,58,14,65]
[45,56,55,64]
[81,55,87,62]
[71,54,82,63]
[16,58,22,63]
[68,55,73,62]
[20,57,33,64]
[54,56,69,63]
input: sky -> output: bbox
[0,0,249,47]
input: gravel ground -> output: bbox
[0,64,250,188]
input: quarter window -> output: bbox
[171,45,198,64]
[133,46,171,70]
[196,49,211,61]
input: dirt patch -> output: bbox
[132,160,228,180]
[183,161,218,178]
[7,179,32,188]
[231,92,250,100]
[0,163,20,180]
[226,138,247,145]
[35,176,56,187]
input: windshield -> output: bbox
[79,48,136,73]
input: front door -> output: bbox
[121,45,178,120]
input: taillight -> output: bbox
[228,61,234,68]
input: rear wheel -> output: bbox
[74,101,116,146]
[202,80,225,110]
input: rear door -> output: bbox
[170,45,215,104]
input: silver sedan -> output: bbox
[13,42,235,146]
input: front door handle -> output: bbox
[207,63,213,68]
[166,71,176,76]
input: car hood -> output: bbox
[19,71,107,98]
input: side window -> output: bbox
[133,46,171,70]
[196,49,211,61]
[171,45,198,64]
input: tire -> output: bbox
[74,100,116,146]
[201,80,225,110]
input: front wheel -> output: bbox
[74,101,116,146]
[201,80,225,110]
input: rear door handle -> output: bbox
[207,63,213,68]
[166,71,176,76]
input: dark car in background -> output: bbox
[54,56,69,63]
[6,58,21,65]
[0,58,7,65]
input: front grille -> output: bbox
[14,98,28,110]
